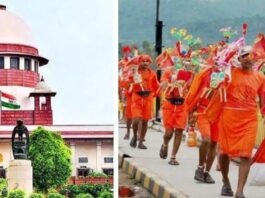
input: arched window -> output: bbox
[0,57,4,69]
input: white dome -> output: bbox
[0,5,36,47]
[34,78,52,93]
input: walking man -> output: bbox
[186,65,225,183]
[218,46,265,197]
[129,54,159,149]
[159,67,193,165]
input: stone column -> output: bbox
[96,141,102,172]
[34,96,40,111]
[70,142,76,177]
[7,160,33,195]
[20,57,24,70]
[4,56,10,69]
[46,96,51,110]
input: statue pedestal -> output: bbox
[7,160,33,194]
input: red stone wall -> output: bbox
[0,44,39,56]
[0,69,39,87]
[34,110,53,125]
[1,110,34,125]
[1,110,53,125]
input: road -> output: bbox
[119,124,265,198]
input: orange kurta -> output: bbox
[161,70,192,130]
[130,68,159,120]
[124,91,132,119]
[219,67,265,157]
[185,67,219,141]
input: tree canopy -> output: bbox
[29,127,72,192]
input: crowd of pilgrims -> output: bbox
[118,24,265,198]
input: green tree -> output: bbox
[29,127,71,193]
[142,40,153,55]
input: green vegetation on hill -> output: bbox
[119,0,265,47]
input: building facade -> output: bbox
[0,5,113,178]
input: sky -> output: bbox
[0,0,117,124]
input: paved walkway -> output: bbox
[119,124,265,198]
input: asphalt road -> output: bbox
[119,125,265,198]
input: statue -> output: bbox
[11,120,30,159]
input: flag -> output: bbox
[251,139,265,165]
[177,70,193,81]
[155,51,167,66]
[0,91,20,109]
[242,23,248,36]
[252,33,265,61]
[156,51,174,68]
[249,138,265,186]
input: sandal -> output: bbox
[235,192,245,198]
[129,136,137,148]
[168,157,179,166]
[204,172,215,184]
[159,144,168,159]
[123,133,130,140]
[221,184,234,197]
[138,142,147,149]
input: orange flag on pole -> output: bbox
[158,52,174,68]
[252,33,265,60]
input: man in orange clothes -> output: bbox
[118,60,133,139]
[218,46,265,198]
[129,54,159,149]
[123,90,133,139]
[159,67,193,165]
[186,64,226,184]
[118,84,133,140]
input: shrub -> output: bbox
[29,193,45,198]
[78,184,92,194]
[88,172,108,178]
[47,192,64,198]
[58,184,80,198]
[82,184,113,197]
[59,184,113,198]
[76,193,94,198]
[58,185,67,195]
[8,189,26,198]
[98,190,113,198]
[66,184,80,195]
[0,178,8,197]
[47,188,57,194]
[102,184,112,191]
[87,184,107,197]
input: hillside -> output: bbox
[119,0,265,46]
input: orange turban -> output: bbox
[138,54,153,64]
